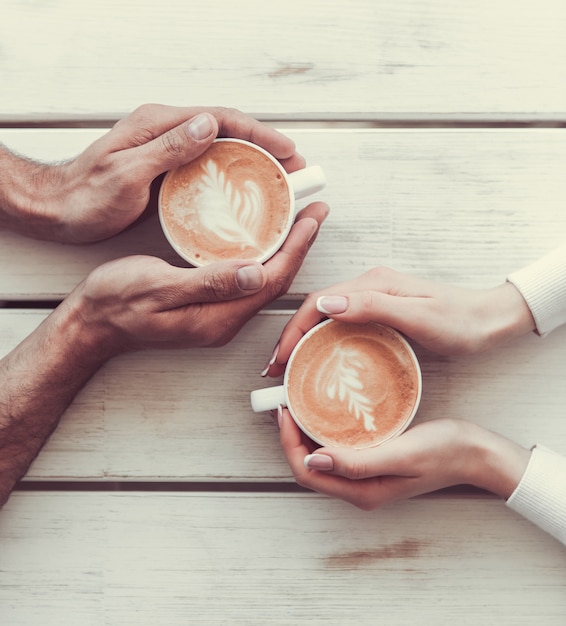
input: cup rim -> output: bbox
[158,138,296,267]
[283,319,423,449]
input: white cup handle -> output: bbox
[288,166,326,201]
[250,385,287,412]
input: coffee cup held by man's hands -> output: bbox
[158,139,325,266]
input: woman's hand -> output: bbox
[264,266,535,377]
[278,409,531,509]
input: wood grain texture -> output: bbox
[1,0,565,120]
[1,309,565,481]
[2,2,565,616]
[1,492,565,625]
[1,128,566,300]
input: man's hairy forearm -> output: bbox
[0,143,68,240]
[0,298,111,506]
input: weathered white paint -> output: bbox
[1,492,565,625]
[1,0,565,120]
[1,2,565,619]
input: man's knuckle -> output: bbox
[215,106,247,136]
[161,129,186,158]
[131,127,157,147]
[131,103,157,120]
[202,272,232,300]
[220,106,241,121]
[157,286,184,309]
[123,105,162,146]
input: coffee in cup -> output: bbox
[158,138,325,266]
[251,320,422,449]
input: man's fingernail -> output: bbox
[236,265,264,290]
[316,296,348,315]
[261,343,279,377]
[277,404,284,429]
[187,113,214,140]
[307,219,319,243]
[304,453,334,471]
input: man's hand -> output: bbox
[70,201,328,355]
[0,104,305,243]
[0,200,327,506]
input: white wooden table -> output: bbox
[1,1,565,624]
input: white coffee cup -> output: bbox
[158,138,326,267]
[251,319,422,449]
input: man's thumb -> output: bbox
[187,262,267,304]
[144,112,218,177]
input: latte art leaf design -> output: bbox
[197,160,263,250]
[325,348,376,432]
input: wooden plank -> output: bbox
[1,491,565,625]
[1,0,565,121]
[1,309,565,481]
[1,128,566,300]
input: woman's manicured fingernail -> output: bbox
[187,113,214,140]
[261,343,279,377]
[316,296,348,315]
[304,453,334,471]
[268,406,284,429]
[236,264,264,290]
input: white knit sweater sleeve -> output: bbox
[505,246,566,544]
[506,446,566,545]
[507,243,566,336]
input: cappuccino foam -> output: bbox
[159,141,291,265]
[287,321,420,449]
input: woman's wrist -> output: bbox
[464,423,531,498]
[473,282,536,351]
